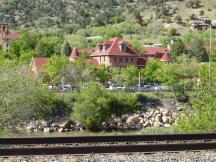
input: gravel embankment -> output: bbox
[0,151,215,162]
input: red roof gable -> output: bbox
[78,48,95,54]
[137,57,147,66]
[160,53,170,62]
[93,37,138,56]
[2,32,20,40]
[83,58,99,68]
[144,47,169,55]
[69,47,79,59]
[32,57,49,70]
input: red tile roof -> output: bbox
[137,57,147,66]
[2,32,20,40]
[78,48,95,54]
[144,47,169,55]
[69,47,79,59]
[83,58,99,68]
[160,53,171,62]
[93,37,138,56]
[32,57,49,70]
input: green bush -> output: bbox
[178,88,216,133]
[72,82,113,130]
[71,82,140,130]
[111,92,140,116]
[0,64,62,128]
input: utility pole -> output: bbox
[61,72,65,110]
[138,72,141,91]
[208,25,212,89]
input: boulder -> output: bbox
[162,111,169,116]
[121,114,129,121]
[153,121,163,127]
[58,128,64,132]
[117,122,123,127]
[162,116,169,124]
[102,122,107,128]
[143,121,150,127]
[41,121,48,127]
[126,115,140,125]
[164,124,171,128]
[26,125,35,133]
[43,127,50,133]
[114,118,122,124]
[58,119,72,129]
[155,114,162,122]
[51,122,58,127]
[177,106,183,111]
[139,118,145,125]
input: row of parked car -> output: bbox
[108,83,169,91]
[48,84,72,91]
[47,83,169,92]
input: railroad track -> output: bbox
[0,133,215,156]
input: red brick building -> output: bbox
[91,37,146,67]
[0,21,20,52]
[30,57,49,76]
[144,47,170,62]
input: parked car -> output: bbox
[108,83,126,91]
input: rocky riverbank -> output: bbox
[19,101,183,134]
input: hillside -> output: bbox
[0,0,215,30]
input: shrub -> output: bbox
[71,82,140,130]
[0,64,61,128]
[111,92,140,116]
[174,15,182,24]
[178,88,216,133]
[72,82,113,130]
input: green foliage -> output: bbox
[72,82,113,130]
[0,64,60,128]
[122,65,139,87]
[64,60,96,90]
[186,0,201,8]
[189,14,196,20]
[71,82,140,130]
[157,59,199,101]
[79,52,91,59]
[167,27,177,37]
[45,55,69,84]
[141,61,162,83]
[174,15,182,24]
[111,65,139,88]
[64,34,87,48]
[62,41,72,57]
[36,35,62,57]
[126,37,143,54]
[170,39,186,59]
[178,88,216,133]
[199,10,205,16]
[110,92,140,116]
[9,30,39,59]
[178,63,216,132]
[189,37,209,62]
[96,65,111,84]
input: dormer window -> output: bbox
[103,44,110,52]
[118,42,126,52]
[97,45,103,51]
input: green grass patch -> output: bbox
[138,127,182,135]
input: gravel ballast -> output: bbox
[0,151,215,162]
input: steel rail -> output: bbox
[0,133,215,145]
[0,142,215,156]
